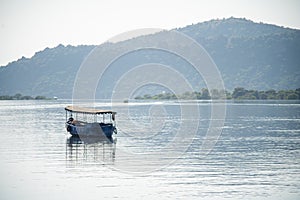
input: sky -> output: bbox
[0,0,299,66]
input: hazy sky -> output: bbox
[0,0,299,66]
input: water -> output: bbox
[0,100,299,200]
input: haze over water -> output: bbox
[0,100,299,199]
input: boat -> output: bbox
[65,106,117,138]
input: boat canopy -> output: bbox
[65,106,116,115]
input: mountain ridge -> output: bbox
[1,17,299,98]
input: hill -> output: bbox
[0,44,95,98]
[178,17,300,90]
[0,17,299,98]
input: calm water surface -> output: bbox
[0,100,299,200]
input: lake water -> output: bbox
[0,100,299,200]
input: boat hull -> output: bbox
[66,122,116,138]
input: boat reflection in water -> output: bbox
[66,135,117,167]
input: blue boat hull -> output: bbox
[66,123,116,138]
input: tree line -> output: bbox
[0,93,52,100]
[135,88,300,100]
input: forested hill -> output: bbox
[0,45,95,98]
[177,18,300,90]
[0,17,299,98]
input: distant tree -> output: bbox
[265,89,277,99]
[232,87,247,99]
[296,88,300,99]
[225,90,232,99]
[201,88,211,99]
[20,95,34,100]
[35,96,47,100]
[287,93,298,100]
[143,94,151,99]
[0,95,13,100]
[258,91,268,99]
[164,93,176,100]
[249,90,259,99]
[193,91,202,99]
[135,96,143,100]
[277,90,286,100]
[133,88,300,101]
[13,93,22,100]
